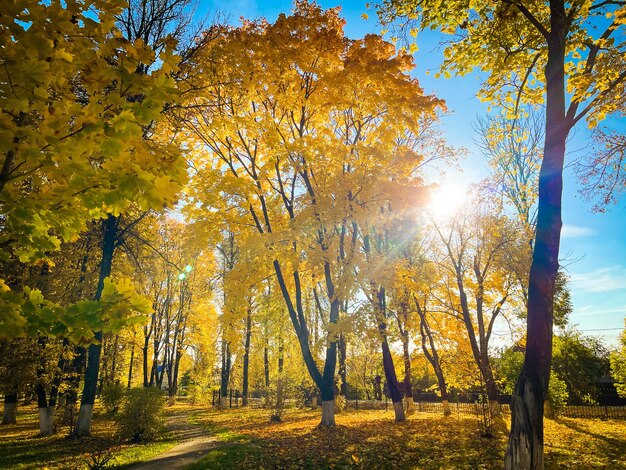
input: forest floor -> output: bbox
[1,403,626,469]
[186,407,626,469]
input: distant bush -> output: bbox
[101,383,125,414]
[547,372,569,416]
[296,384,317,407]
[188,383,212,405]
[115,387,165,442]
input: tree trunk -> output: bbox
[220,340,231,409]
[442,399,451,416]
[272,260,338,428]
[374,376,382,401]
[110,334,119,385]
[2,391,17,425]
[38,406,55,436]
[505,12,567,468]
[506,369,545,469]
[156,352,166,388]
[382,340,405,422]
[169,347,183,405]
[437,373,451,416]
[320,400,335,426]
[376,287,404,422]
[75,214,118,437]
[22,393,32,406]
[264,346,270,388]
[149,353,157,387]
[49,344,68,407]
[128,342,135,388]
[458,281,502,421]
[317,338,337,427]
[401,331,414,414]
[416,297,451,417]
[272,339,285,421]
[142,334,150,387]
[64,346,85,431]
[34,335,57,436]
[242,308,252,406]
[37,342,68,436]
[482,359,502,418]
[100,334,109,392]
[35,382,54,436]
[338,333,348,398]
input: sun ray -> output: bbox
[427,179,468,220]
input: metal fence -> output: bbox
[560,405,626,419]
[210,389,626,419]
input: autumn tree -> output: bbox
[392,237,454,415]
[429,197,525,421]
[360,220,437,422]
[180,2,445,426]
[0,0,183,267]
[577,129,626,211]
[216,230,241,408]
[552,330,610,403]
[388,278,418,414]
[360,226,409,422]
[0,338,39,425]
[0,0,186,436]
[611,319,626,398]
[475,108,543,230]
[376,1,626,466]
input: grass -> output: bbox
[0,402,181,470]
[187,407,626,469]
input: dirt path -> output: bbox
[128,408,224,470]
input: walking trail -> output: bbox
[128,407,227,470]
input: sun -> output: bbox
[427,179,468,220]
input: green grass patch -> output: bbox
[186,443,260,469]
[108,434,178,469]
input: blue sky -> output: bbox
[199,0,626,346]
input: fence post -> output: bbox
[356,390,358,410]
[230,389,233,408]
[385,395,388,411]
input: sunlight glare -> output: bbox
[427,180,468,220]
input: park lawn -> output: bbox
[189,407,626,469]
[0,402,184,470]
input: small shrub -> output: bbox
[85,445,119,470]
[297,384,318,407]
[188,383,211,405]
[101,383,125,414]
[267,381,285,422]
[115,387,165,442]
[474,393,494,438]
[547,372,569,416]
[335,394,346,414]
